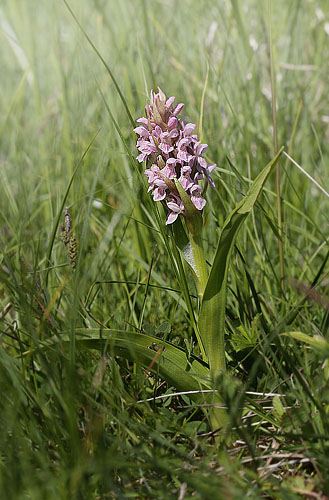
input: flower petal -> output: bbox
[206,163,216,174]
[178,175,193,190]
[195,142,208,155]
[168,116,178,129]
[166,211,179,225]
[166,96,175,108]
[159,142,174,154]
[177,150,193,162]
[197,157,208,170]
[134,126,149,138]
[183,123,196,135]
[153,187,167,201]
[191,195,206,210]
[154,125,162,137]
[137,117,149,126]
[173,103,184,116]
[168,128,179,138]
[167,200,181,212]
[137,153,147,162]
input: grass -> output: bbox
[1,0,329,498]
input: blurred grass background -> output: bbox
[1,0,329,498]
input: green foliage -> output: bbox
[0,0,329,498]
[198,148,283,375]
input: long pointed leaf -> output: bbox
[198,148,284,375]
[24,328,211,396]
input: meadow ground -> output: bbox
[1,0,329,498]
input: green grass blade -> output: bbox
[63,0,135,128]
[281,331,329,353]
[45,129,100,285]
[198,147,284,375]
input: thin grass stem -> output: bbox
[268,0,285,296]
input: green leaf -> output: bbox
[156,321,172,335]
[172,217,197,276]
[24,328,227,427]
[198,148,284,375]
[24,328,211,396]
[281,331,329,353]
[273,395,285,420]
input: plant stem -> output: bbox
[268,0,285,296]
[190,232,208,301]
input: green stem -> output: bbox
[190,232,208,301]
[189,231,228,433]
[268,0,284,296]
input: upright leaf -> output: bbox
[198,148,284,375]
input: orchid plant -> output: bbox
[129,88,282,429]
[134,89,214,303]
[48,88,282,432]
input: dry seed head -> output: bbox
[64,207,71,234]
[68,234,78,269]
[59,224,70,245]
[59,207,78,268]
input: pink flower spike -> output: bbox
[135,88,216,224]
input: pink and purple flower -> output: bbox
[134,88,216,225]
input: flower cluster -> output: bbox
[134,88,216,225]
